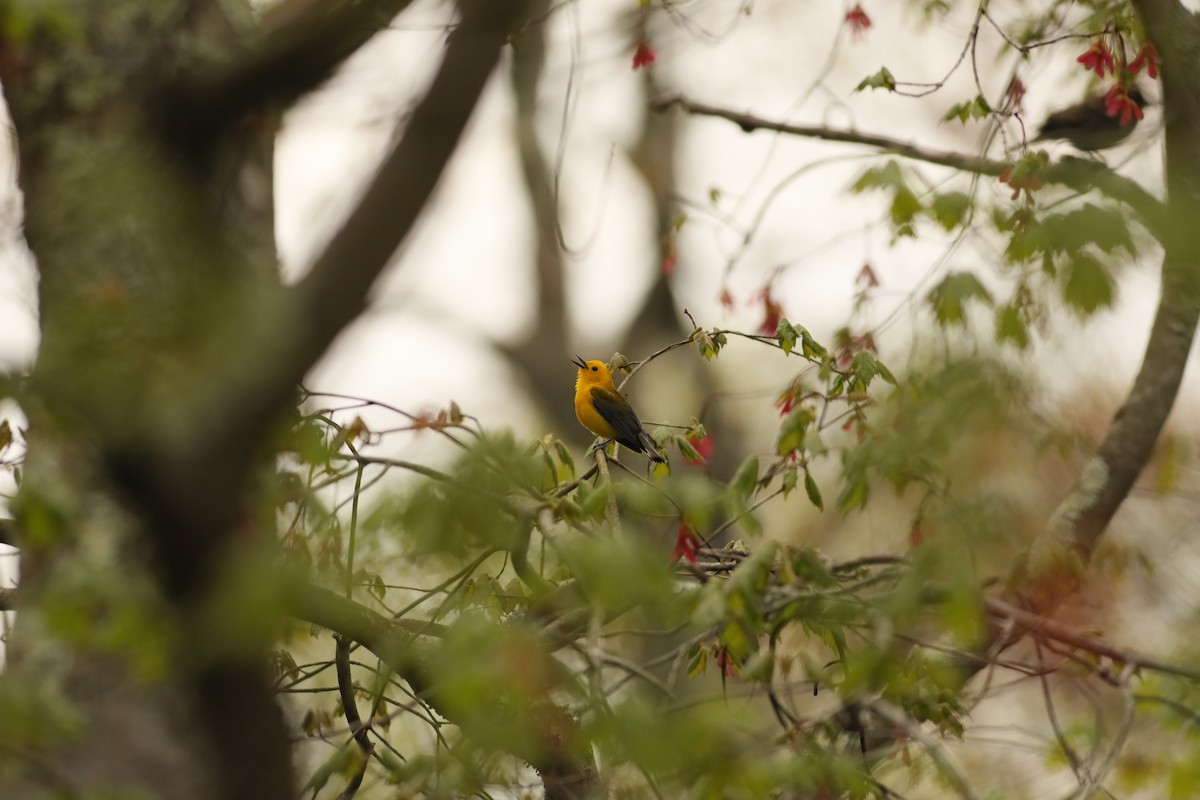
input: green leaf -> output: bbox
[693,328,727,360]
[725,492,762,538]
[800,327,828,358]
[776,406,816,456]
[994,303,1030,349]
[676,436,705,464]
[930,192,971,231]
[578,483,610,520]
[941,101,970,125]
[855,66,896,92]
[1053,204,1134,255]
[1005,203,1133,265]
[802,429,828,456]
[302,743,363,796]
[781,465,798,497]
[849,351,896,389]
[776,318,799,355]
[928,271,994,325]
[837,470,870,515]
[1063,255,1115,314]
[553,439,576,477]
[890,187,922,227]
[970,94,992,119]
[850,161,906,193]
[941,95,989,125]
[804,472,824,511]
[730,456,760,502]
[729,540,778,595]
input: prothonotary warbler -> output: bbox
[572,355,665,463]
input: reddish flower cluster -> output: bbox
[689,432,714,463]
[776,393,796,417]
[671,523,703,563]
[834,328,877,369]
[758,288,784,335]
[856,263,880,291]
[1104,84,1143,126]
[632,41,656,70]
[1076,41,1115,78]
[1003,77,1027,116]
[714,646,739,678]
[845,4,871,38]
[999,163,1042,203]
[1129,43,1160,78]
[661,239,677,274]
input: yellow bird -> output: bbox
[572,355,665,463]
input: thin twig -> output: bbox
[867,700,980,800]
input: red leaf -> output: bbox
[758,289,783,335]
[671,523,702,563]
[856,262,879,289]
[1129,43,1161,79]
[1076,41,1115,78]
[844,4,871,38]
[662,238,678,274]
[632,42,656,70]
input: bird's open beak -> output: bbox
[571,354,588,370]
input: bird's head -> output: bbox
[572,355,612,388]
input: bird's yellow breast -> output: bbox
[575,387,618,439]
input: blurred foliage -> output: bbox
[1,0,1199,798]
[243,317,1128,798]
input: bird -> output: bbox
[1032,87,1147,151]
[572,355,665,463]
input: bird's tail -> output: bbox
[639,431,666,463]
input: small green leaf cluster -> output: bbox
[851,161,972,239]
[1001,202,1133,315]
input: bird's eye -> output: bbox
[590,366,598,372]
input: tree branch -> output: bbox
[333,635,372,800]
[1037,0,1200,568]
[285,581,597,799]
[166,0,418,151]
[650,94,1168,236]
[985,597,1200,682]
[210,0,532,458]
[282,0,530,400]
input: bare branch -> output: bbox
[1036,0,1200,570]
[333,636,372,800]
[651,94,1168,236]
[283,0,532,400]
[867,700,980,800]
[986,597,1200,682]
[286,581,597,799]
[167,0,418,149]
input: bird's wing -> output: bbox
[590,386,649,452]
